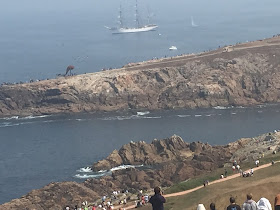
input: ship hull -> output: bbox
[112,25,158,34]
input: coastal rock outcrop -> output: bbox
[92,135,189,171]
[1,131,280,209]
[1,37,280,117]
[0,182,99,210]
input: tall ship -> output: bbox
[105,0,158,34]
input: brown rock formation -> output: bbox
[0,182,99,210]
[1,37,280,117]
[1,131,280,209]
[92,135,189,171]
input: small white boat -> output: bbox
[169,46,177,50]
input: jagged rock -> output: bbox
[0,182,99,210]
[92,135,190,171]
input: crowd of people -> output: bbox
[197,193,280,210]
[218,159,262,180]
[63,187,166,210]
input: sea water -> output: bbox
[1,105,280,204]
[1,0,280,204]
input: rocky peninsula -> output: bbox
[1,36,280,117]
[1,131,280,209]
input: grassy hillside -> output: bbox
[139,156,280,210]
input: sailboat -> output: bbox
[106,0,158,34]
[191,16,198,27]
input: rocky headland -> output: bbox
[1,131,280,209]
[1,36,280,117]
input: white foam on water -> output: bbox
[0,120,49,128]
[117,116,136,120]
[110,164,143,171]
[257,105,267,108]
[236,106,246,109]
[231,113,237,115]
[74,173,106,179]
[142,116,161,119]
[22,115,50,120]
[195,114,202,117]
[2,116,19,120]
[137,111,150,116]
[20,121,35,125]
[258,111,263,113]
[42,120,54,123]
[205,114,212,117]
[77,167,93,173]
[213,106,228,110]
[177,115,191,118]
[101,115,136,121]
[76,119,86,121]
[0,123,20,128]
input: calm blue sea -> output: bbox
[1,0,280,205]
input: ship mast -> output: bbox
[135,0,140,28]
[118,4,123,28]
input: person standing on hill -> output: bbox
[197,204,206,210]
[227,197,241,210]
[274,194,280,210]
[149,186,166,210]
[257,197,272,210]
[210,203,216,210]
[225,169,228,177]
[242,193,257,210]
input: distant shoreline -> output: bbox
[1,35,280,117]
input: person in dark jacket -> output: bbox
[210,203,216,210]
[227,197,241,210]
[149,186,166,210]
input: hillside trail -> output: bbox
[119,161,278,209]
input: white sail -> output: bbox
[191,16,198,27]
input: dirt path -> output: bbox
[119,161,276,209]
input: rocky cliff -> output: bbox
[1,37,280,117]
[3,132,275,209]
